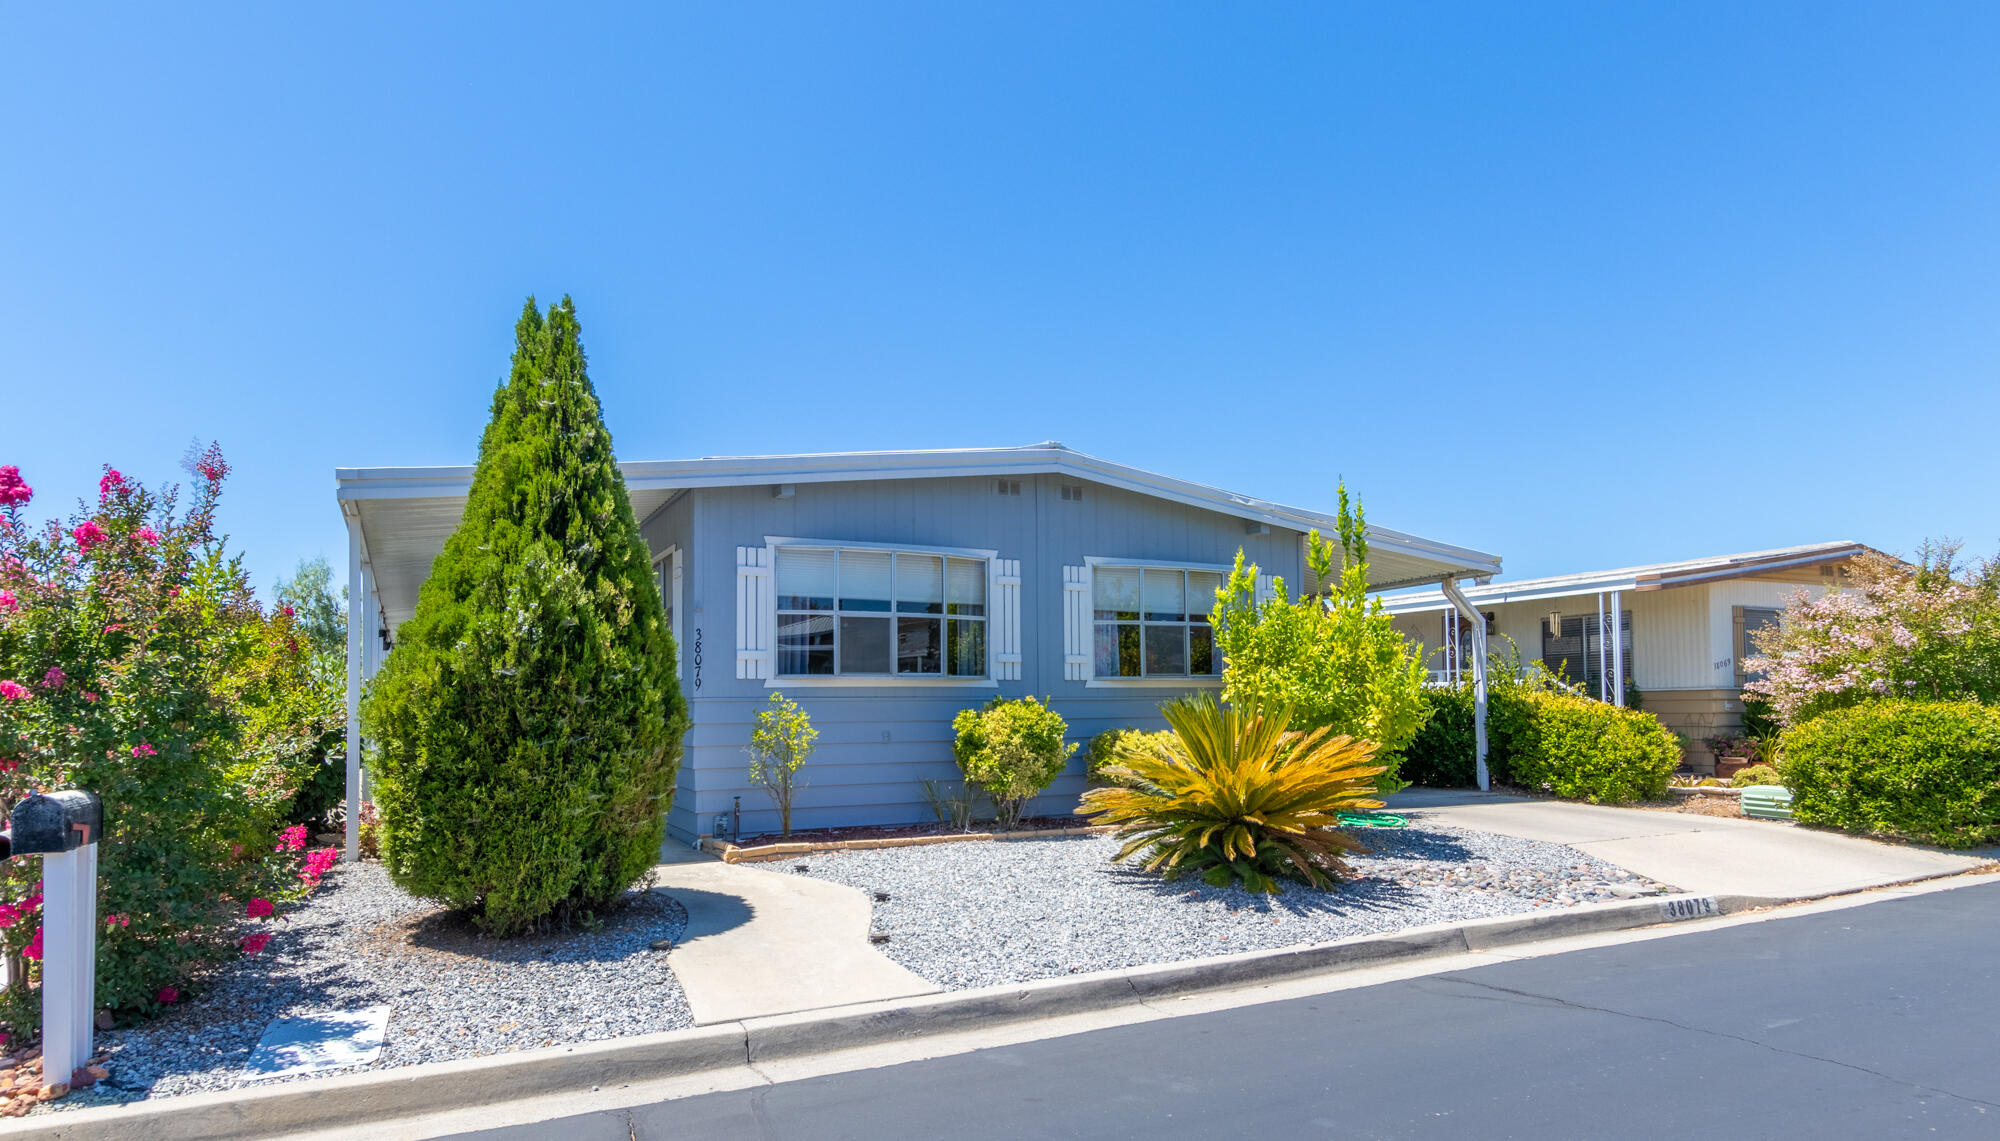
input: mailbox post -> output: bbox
[7,791,104,1085]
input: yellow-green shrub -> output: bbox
[1778,701,2000,847]
[1729,763,1783,788]
[951,696,1076,826]
[1085,727,1177,786]
[1510,692,1679,803]
[1079,695,1385,893]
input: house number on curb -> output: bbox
[692,628,702,692]
[1658,896,1719,921]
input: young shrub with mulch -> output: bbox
[1779,701,2000,848]
[362,297,688,935]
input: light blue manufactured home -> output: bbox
[336,444,1501,848]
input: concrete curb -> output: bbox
[0,886,1908,1141]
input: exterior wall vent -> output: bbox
[997,479,1022,497]
[1060,484,1084,501]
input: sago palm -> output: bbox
[1079,695,1386,893]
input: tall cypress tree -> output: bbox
[363,297,687,934]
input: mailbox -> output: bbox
[9,790,104,855]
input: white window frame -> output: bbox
[1082,556,1228,689]
[653,546,684,680]
[764,536,1000,689]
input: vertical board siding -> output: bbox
[660,474,1306,841]
[1706,578,1837,689]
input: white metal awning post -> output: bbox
[1439,578,1490,791]
[1610,588,1625,707]
[343,505,364,863]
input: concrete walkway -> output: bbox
[1385,788,1993,898]
[649,844,937,1025]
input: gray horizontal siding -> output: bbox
[653,472,1304,841]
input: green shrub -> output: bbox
[951,696,1076,826]
[1079,695,1385,893]
[363,298,688,935]
[1086,727,1176,787]
[1729,763,1783,788]
[1213,486,1427,794]
[1778,701,2000,847]
[1510,692,1679,803]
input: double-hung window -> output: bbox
[1092,565,1222,678]
[775,546,988,678]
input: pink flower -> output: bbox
[0,903,18,929]
[134,527,161,546]
[72,520,109,552]
[40,667,64,690]
[0,466,31,506]
[0,680,28,702]
[277,824,307,853]
[0,590,16,612]
[245,898,274,919]
[98,469,125,499]
[22,926,42,962]
[280,605,295,618]
[131,742,156,757]
[82,691,99,703]
[241,932,270,956]
[157,986,179,1004]
[104,913,130,929]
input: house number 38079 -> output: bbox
[692,627,702,692]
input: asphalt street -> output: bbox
[451,879,2000,1140]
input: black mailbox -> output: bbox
[9,791,104,855]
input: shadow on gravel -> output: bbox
[389,890,688,964]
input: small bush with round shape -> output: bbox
[1080,694,1386,894]
[1085,727,1176,787]
[1509,692,1679,804]
[950,696,1076,826]
[1778,701,2000,848]
[1728,763,1783,788]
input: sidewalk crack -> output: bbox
[1437,978,2000,1111]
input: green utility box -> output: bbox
[1741,786,1794,820]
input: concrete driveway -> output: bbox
[1386,788,1994,899]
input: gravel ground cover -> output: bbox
[52,862,690,1112]
[801,825,1671,989]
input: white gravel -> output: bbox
[799,825,1671,989]
[57,862,690,1110]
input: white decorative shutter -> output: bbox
[1255,572,1277,610]
[992,559,1022,681]
[735,546,773,679]
[1063,566,1091,681]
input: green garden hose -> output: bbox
[1337,811,1408,828]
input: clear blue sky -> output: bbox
[6,3,1997,596]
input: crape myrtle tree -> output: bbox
[362,297,687,935]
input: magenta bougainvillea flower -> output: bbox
[99,469,125,499]
[134,526,161,546]
[0,466,31,506]
[277,824,308,853]
[22,926,43,962]
[157,987,179,1004]
[0,680,28,702]
[0,590,17,612]
[241,931,270,956]
[131,742,157,757]
[245,897,274,918]
[71,520,109,551]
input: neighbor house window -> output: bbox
[775,546,987,677]
[1541,611,1632,696]
[1093,566,1222,678]
[1741,607,1781,676]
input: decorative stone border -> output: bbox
[701,824,1121,864]
[1667,785,1744,801]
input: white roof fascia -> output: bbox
[336,443,1502,577]
[1378,541,1869,615]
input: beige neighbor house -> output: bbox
[1378,542,1874,773]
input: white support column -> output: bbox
[1611,589,1625,707]
[1439,578,1490,791]
[40,845,97,1083]
[1596,591,1608,702]
[359,562,378,804]
[344,514,364,863]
